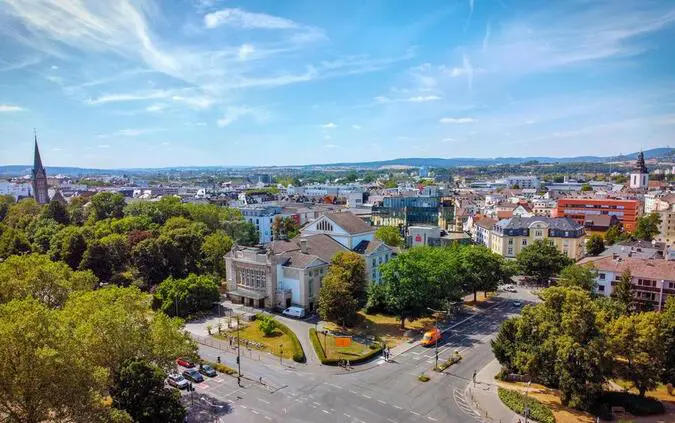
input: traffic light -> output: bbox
[236,356,240,365]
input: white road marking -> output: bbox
[349,390,358,394]
[313,402,321,406]
[387,419,397,423]
[428,417,438,421]
[327,383,343,389]
[258,399,270,405]
[378,400,387,405]
[241,405,248,409]
[264,416,272,421]
[251,409,259,415]
[344,413,352,418]
[322,409,330,414]
[410,411,420,416]
[362,394,371,399]
[393,405,403,409]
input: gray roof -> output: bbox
[494,216,582,231]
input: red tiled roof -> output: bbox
[578,255,675,281]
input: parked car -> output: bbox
[420,327,441,347]
[199,364,217,377]
[182,368,204,383]
[176,357,195,368]
[282,306,305,318]
[167,373,189,389]
[512,301,522,307]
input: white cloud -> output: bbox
[145,103,167,112]
[441,137,457,143]
[50,64,59,70]
[171,95,213,109]
[324,144,339,149]
[204,8,299,30]
[321,122,337,128]
[440,117,475,124]
[97,128,164,138]
[97,144,110,148]
[0,104,25,112]
[238,44,255,60]
[482,22,491,51]
[217,106,269,127]
[374,96,390,103]
[324,135,332,140]
[86,90,174,105]
[352,124,362,130]
[408,95,441,102]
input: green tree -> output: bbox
[88,192,125,221]
[124,196,187,225]
[375,226,403,247]
[661,297,675,385]
[132,237,169,285]
[67,196,88,226]
[272,216,299,240]
[0,194,15,222]
[49,226,88,269]
[159,227,204,278]
[3,198,42,229]
[41,199,70,225]
[257,314,279,336]
[27,217,62,253]
[110,359,186,423]
[0,298,109,423]
[461,245,506,301]
[0,226,31,259]
[558,264,596,292]
[634,212,661,241]
[613,268,634,311]
[585,234,605,256]
[80,240,114,282]
[604,223,627,245]
[154,274,220,317]
[201,231,233,279]
[608,312,664,396]
[0,253,96,307]
[329,251,367,299]
[516,239,572,284]
[318,269,359,328]
[222,220,259,246]
[491,318,519,372]
[580,183,592,192]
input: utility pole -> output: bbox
[236,314,241,377]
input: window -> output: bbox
[598,285,605,292]
[508,239,513,245]
[599,273,605,280]
[535,230,543,237]
[372,259,376,267]
[316,220,334,232]
[522,239,527,246]
[507,247,513,255]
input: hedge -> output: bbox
[309,328,383,366]
[276,320,306,363]
[497,387,555,423]
[592,392,664,417]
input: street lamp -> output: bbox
[236,314,242,377]
[427,307,441,370]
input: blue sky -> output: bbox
[1,0,674,168]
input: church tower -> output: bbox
[629,151,649,190]
[31,131,49,204]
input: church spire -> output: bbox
[33,129,44,172]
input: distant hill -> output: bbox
[1,147,672,176]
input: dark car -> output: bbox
[176,357,195,368]
[199,364,217,377]
[182,368,204,383]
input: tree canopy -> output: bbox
[375,226,404,247]
[154,274,220,317]
[557,263,597,292]
[634,212,661,241]
[516,239,572,284]
[585,234,604,256]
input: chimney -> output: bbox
[300,238,309,254]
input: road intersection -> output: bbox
[184,288,537,422]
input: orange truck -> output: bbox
[420,327,441,347]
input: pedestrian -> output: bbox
[229,337,232,347]
[259,376,263,384]
[237,376,241,387]
[346,360,350,370]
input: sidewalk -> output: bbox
[468,359,521,423]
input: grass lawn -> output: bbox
[315,332,372,361]
[215,323,294,359]
[324,311,436,348]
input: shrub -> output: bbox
[256,314,278,337]
[418,374,430,382]
[276,320,306,363]
[309,328,383,366]
[204,361,238,376]
[497,388,555,423]
[593,392,665,416]
[434,354,462,372]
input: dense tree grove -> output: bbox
[0,194,256,420]
[318,252,366,327]
[367,245,507,328]
[492,286,674,411]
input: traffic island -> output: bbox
[309,328,383,365]
[433,352,462,372]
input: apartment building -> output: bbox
[579,255,675,311]
[490,216,585,260]
[555,198,641,232]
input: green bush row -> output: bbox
[276,320,306,363]
[497,387,555,423]
[592,392,665,417]
[434,354,462,372]
[309,328,383,366]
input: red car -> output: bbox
[176,357,195,368]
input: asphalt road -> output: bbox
[185,288,537,423]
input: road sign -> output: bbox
[335,336,352,347]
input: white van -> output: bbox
[282,306,306,319]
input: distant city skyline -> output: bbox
[1,0,674,168]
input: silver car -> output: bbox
[167,373,189,389]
